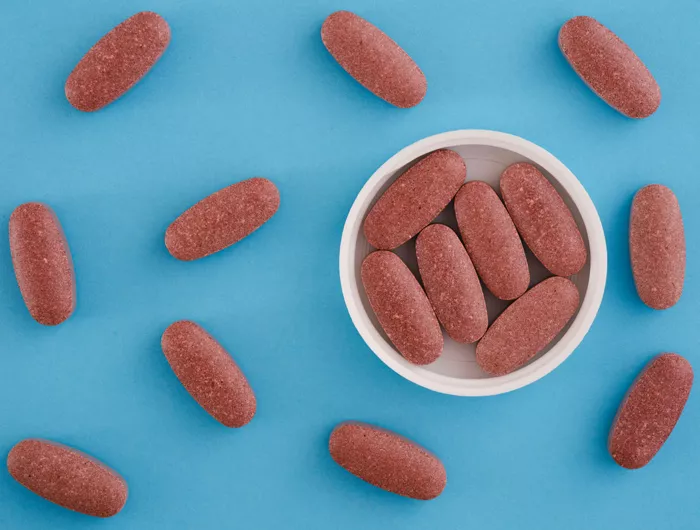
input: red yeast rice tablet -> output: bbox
[476,277,579,376]
[321,11,427,108]
[165,178,280,261]
[609,354,693,469]
[559,16,661,118]
[161,320,256,428]
[454,181,529,300]
[7,439,127,518]
[361,251,442,365]
[416,224,487,343]
[363,150,465,250]
[500,163,587,277]
[9,203,76,326]
[630,184,685,310]
[329,422,446,500]
[65,12,171,112]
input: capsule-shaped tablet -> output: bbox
[476,277,579,376]
[165,177,280,261]
[65,12,171,112]
[361,251,442,365]
[321,11,427,108]
[161,321,256,427]
[629,185,685,310]
[9,203,76,326]
[500,163,587,277]
[454,181,529,300]
[609,354,693,469]
[7,439,127,518]
[559,16,661,119]
[329,422,446,500]
[416,224,487,343]
[363,150,465,250]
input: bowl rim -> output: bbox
[339,129,607,396]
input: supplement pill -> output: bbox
[329,422,446,500]
[65,12,171,112]
[321,11,427,108]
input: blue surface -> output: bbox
[0,0,698,528]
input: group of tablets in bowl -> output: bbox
[2,5,692,517]
[362,152,585,375]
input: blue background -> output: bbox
[0,0,698,528]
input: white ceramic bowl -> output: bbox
[339,130,607,396]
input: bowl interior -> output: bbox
[348,140,591,384]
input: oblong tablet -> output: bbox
[329,422,446,500]
[363,150,465,250]
[161,320,256,427]
[559,16,661,119]
[9,203,76,326]
[361,251,442,365]
[416,224,487,343]
[630,184,685,309]
[321,11,427,108]
[65,12,171,112]
[454,181,529,300]
[165,177,280,261]
[609,354,693,469]
[500,163,587,277]
[476,277,579,376]
[7,439,127,518]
